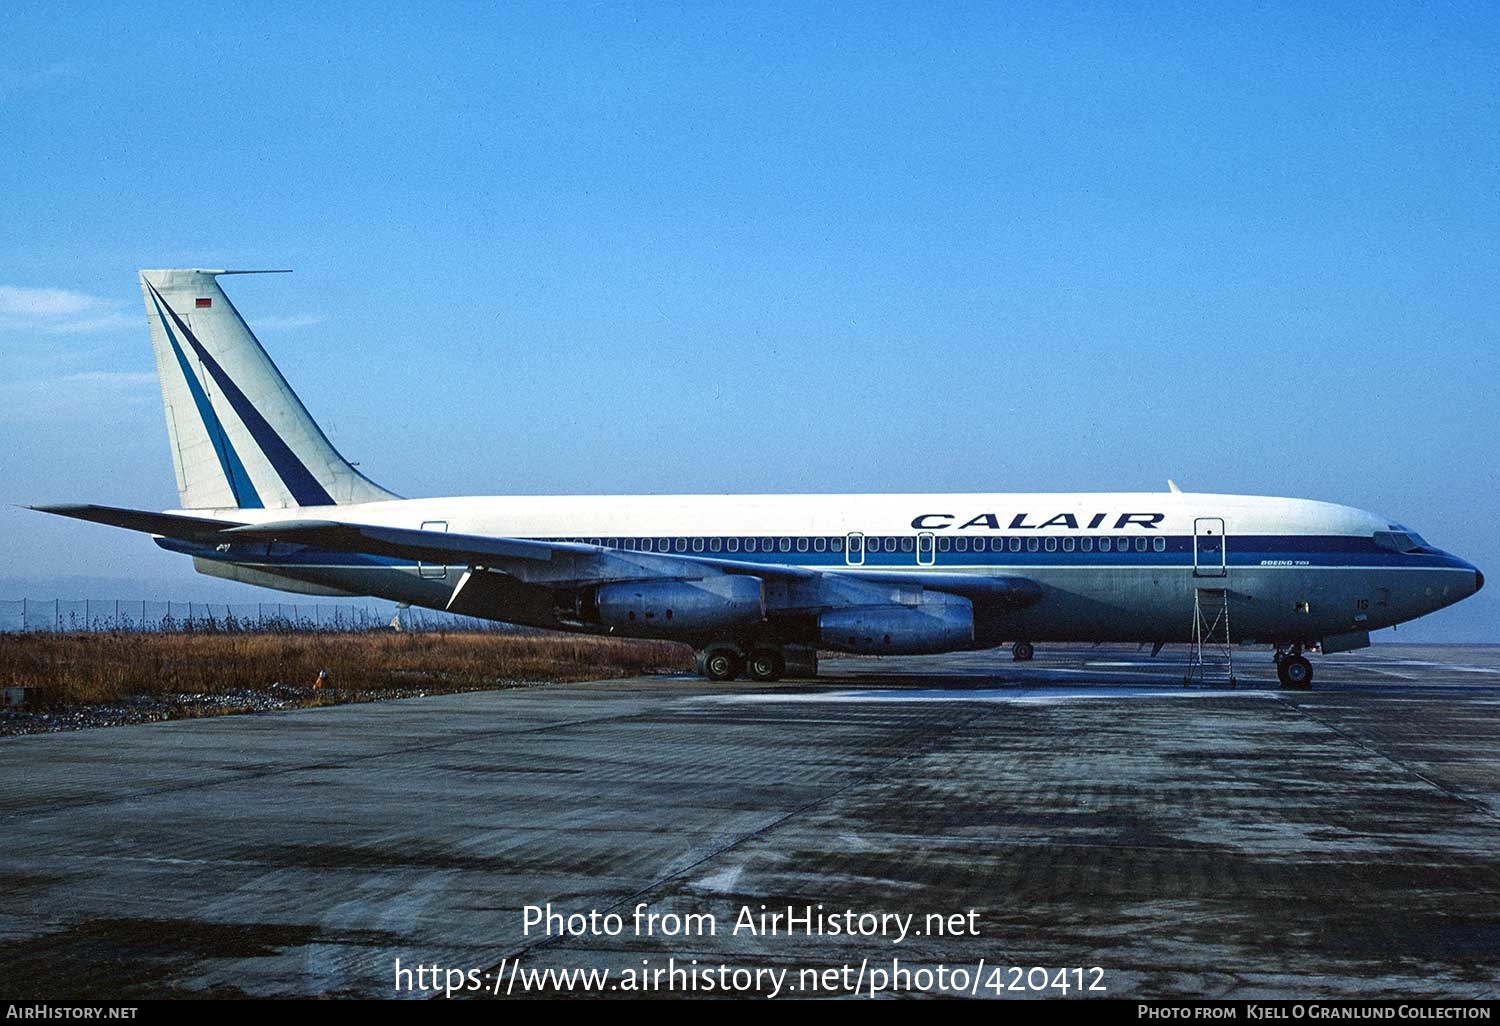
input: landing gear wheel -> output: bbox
[702,649,742,682]
[1278,655,1313,690]
[1012,641,1035,662]
[747,648,784,683]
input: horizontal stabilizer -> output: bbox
[31,503,244,540]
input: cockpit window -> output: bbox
[1374,530,1431,554]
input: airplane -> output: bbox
[33,269,1484,689]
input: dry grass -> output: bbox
[0,630,694,706]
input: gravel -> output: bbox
[0,681,537,737]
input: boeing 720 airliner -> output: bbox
[34,270,1483,688]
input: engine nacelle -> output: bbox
[819,592,974,655]
[596,576,765,635]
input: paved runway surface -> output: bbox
[3,644,1500,999]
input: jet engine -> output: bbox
[595,576,765,635]
[819,592,974,654]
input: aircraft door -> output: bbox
[1193,517,1226,577]
[418,520,449,579]
[846,532,865,567]
[917,531,936,566]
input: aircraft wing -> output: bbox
[30,504,1042,611]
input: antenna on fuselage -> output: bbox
[1167,480,1183,494]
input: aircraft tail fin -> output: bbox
[139,269,398,509]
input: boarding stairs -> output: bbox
[1184,587,1236,688]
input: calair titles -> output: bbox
[910,512,1167,531]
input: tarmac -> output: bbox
[2,643,1499,999]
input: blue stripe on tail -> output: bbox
[146,281,335,507]
[149,290,263,509]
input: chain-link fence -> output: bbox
[0,599,506,634]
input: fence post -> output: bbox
[21,598,25,631]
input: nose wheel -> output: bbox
[1275,650,1314,689]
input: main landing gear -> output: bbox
[1011,641,1035,662]
[1274,646,1314,689]
[696,644,813,683]
[699,647,742,682]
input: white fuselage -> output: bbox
[174,490,1481,649]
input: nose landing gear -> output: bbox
[1274,646,1314,689]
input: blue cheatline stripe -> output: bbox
[154,534,1470,574]
[149,291,263,509]
[146,281,335,507]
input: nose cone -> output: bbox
[1478,568,1486,593]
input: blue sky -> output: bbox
[2,2,1496,641]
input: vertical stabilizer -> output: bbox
[139,269,397,509]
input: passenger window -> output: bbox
[779,537,792,552]
[692,538,704,552]
[1081,537,1093,552]
[1153,537,1165,552]
[813,537,826,552]
[937,537,951,552]
[901,536,914,553]
[973,538,987,553]
[1100,537,1112,552]
[796,537,808,552]
[1009,537,1022,552]
[675,538,687,553]
[1045,537,1057,552]
[1062,537,1075,552]
[955,537,968,552]
[831,537,843,552]
[1027,537,1039,552]
[1135,537,1147,552]
[726,537,738,552]
[709,537,722,552]
[658,538,670,551]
